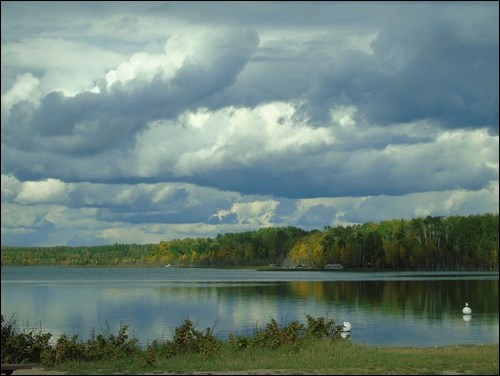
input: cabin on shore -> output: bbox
[324,263,344,270]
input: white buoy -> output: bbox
[462,302,472,315]
[340,331,352,339]
[341,321,351,332]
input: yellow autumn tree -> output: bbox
[290,242,308,265]
[150,241,176,266]
[289,231,326,268]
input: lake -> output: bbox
[1,267,498,348]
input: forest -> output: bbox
[1,213,498,271]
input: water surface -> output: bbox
[1,267,498,348]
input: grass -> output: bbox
[49,339,499,375]
[3,314,498,375]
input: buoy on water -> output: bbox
[462,302,472,315]
[340,331,352,339]
[340,321,351,332]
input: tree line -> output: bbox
[1,213,498,271]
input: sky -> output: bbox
[1,1,498,247]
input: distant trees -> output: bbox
[0,244,158,266]
[1,214,498,271]
[289,230,326,268]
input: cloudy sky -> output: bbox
[1,1,498,247]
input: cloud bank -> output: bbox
[1,1,498,246]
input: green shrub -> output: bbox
[2,313,345,366]
[146,318,222,359]
[1,314,52,364]
[53,334,87,364]
[49,324,140,365]
[304,314,340,338]
[236,317,305,350]
[86,324,139,360]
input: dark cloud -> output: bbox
[95,209,204,225]
[1,1,498,246]
[293,26,499,131]
[365,26,499,130]
[195,3,499,132]
[145,1,376,28]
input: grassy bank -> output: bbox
[49,340,499,375]
[3,314,498,375]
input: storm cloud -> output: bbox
[1,1,498,246]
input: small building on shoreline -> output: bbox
[324,263,344,270]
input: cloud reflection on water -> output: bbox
[1,268,498,347]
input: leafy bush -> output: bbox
[234,315,344,350]
[46,324,140,365]
[236,317,305,350]
[304,314,340,338]
[1,314,52,364]
[147,318,221,359]
[1,315,140,366]
[52,334,86,364]
[2,314,344,366]
[85,324,139,361]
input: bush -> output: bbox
[52,334,87,364]
[1,314,52,364]
[1,314,140,366]
[85,324,139,361]
[2,314,344,366]
[234,315,344,350]
[304,314,340,338]
[146,318,222,359]
[235,317,304,350]
[48,324,140,365]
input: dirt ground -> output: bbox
[9,366,468,375]
[7,367,66,375]
[12,366,295,375]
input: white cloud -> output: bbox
[15,179,74,204]
[99,227,165,244]
[1,2,497,246]
[105,50,177,90]
[1,73,40,117]
[1,203,44,230]
[1,174,23,201]
[132,101,334,178]
[229,200,279,225]
[1,38,124,96]
[443,190,468,213]
[105,29,257,91]
[1,178,498,247]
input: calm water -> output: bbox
[1,267,498,348]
